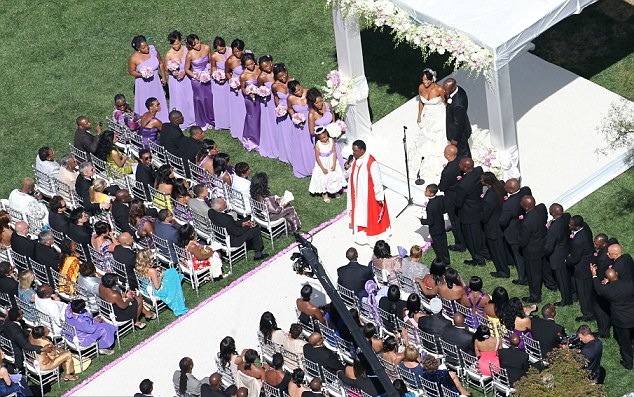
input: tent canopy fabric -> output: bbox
[391,0,599,70]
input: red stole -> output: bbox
[350,155,390,236]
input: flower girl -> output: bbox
[308,126,347,202]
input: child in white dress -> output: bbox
[308,127,347,202]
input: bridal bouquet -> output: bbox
[325,122,345,139]
[140,66,154,79]
[292,112,306,127]
[212,70,225,83]
[321,70,353,118]
[229,77,241,93]
[257,85,271,102]
[245,84,258,102]
[198,70,211,83]
[166,59,180,73]
[275,104,288,117]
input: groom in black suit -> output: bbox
[443,78,472,158]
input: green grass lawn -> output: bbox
[1,0,633,396]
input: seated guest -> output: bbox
[363,322,384,353]
[371,240,402,285]
[99,273,155,329]
[303,332,344,374]
[34,284,67,335]
[196,144,217,176]
[217,336,244,383]
[1,308,54,372]
[95,130,135,175]
[178,224,225,278]
[129,199,157,246]
[381,335,405,365]
[36,146,60,180]
[136,149,156,188]
[161,110,185,156]
[58,239,81,296]
[89,178,112,205]
[338,355,377,396]
[250,172,301,233]
[0,262,18,303]
[58,154,80,189]
[213,153,233,185]
[76,162,111,214]
[136,248,188,316]
[420,355,469,396]
[287,369,309,397]
[0,349,31,396]
[460,275,490,316]
[91,221,117,273]
[18,270,37,315]
[264,353,292,392]
[67,207,92,248]
[237,349,266,397]
[259,311,287,345]
[418,298,451,349]
[172,179,192,210]
[337,247,373,298]
[34,230,60,276]
[282,324,306,370]
[154,209,180,263]
[64,298,116,355]
[531,303,566,359]
[0,223,10,250]
[200,373,225,397]
[135,379,155,397]
[442,313,475,358]
[401,244,429,281]
[474,324,500,377]
[416,259,446,300]
[498,333,530,387]
[10,221,35,258]
[208,198,267,260]
[153,164,176,207]
[173,357,205,397]
[304,378,323,397]
[8,177,48,224]
[296,284,326,325]
[232,162,251,195]
[392,379,414,397]
[78,261,101,296]
[113,232,138,290]
[378,285,406,332]
[48,196,70,234]
[502,297,533,350]
[111,190,136,234]
[437,267,466,302]
[180,126,206,171]
[402,293,426,328]
[74,115,102,155]
[190,184,212,217]
[113,93,141,131]
[577,324,603,383]
[29,325,79,381]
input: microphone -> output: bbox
[403,126,408,130]
[415,157,425,185]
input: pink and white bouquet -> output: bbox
[198,70,211,83]
[275,104,288,118]
[336,120,347,132]
[140,66,154,79]
[292,112,306,126]
[321,70,353,118]
[257,85,271,99]
[166,59,180,73]
[245,84,258,102]
[326,122,344,139]
[212,70,225,83]
[229,77,241,92]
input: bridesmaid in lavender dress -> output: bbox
[307,88,346,170]
[128,35,169,123]
[210,37,231,130]
[256,55,278,159]
[165,31,195,128]
[272,64,293,164]
[287,80,316,177]
[138,97,162,148]
[226,39,247,140]
[240,53,261,151]
[184,34,215,131]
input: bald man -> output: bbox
[303,332,344,373]
[454,158,485,266]
[591,265,634,369]
[438,144,466,252]
[10,220,36,258]
[518,196,552,303]
[303,378,324,397]
[500,178,532,285]
[608,244,633,284]
[200,373,227,397]
[442,313,474,358]
[443,78,472,157]
[544,204,573,306]
[111,189,136,234]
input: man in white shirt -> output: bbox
[35,147,61,179]
[34,284,68,336]
[8,177,48,224]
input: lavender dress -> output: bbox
[168,48,196,128]
[139,117,160,148]
[190,55,215,130]
[275,90,293,164]
[229,65,246,140]
[315,104,346,169]
[134,45,169,122]
[257,81,278,158]
[212,51,231,130]
[241,79,262,151]
[291,104,315,177]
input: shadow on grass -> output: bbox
[612,184,634,216]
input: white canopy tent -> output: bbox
[334,0,600,167]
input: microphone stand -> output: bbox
[396,126,416,218]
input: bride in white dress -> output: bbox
[409,68,448,180]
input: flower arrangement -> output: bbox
[229,77,241,92]
[471,127,502,176]
[198,70,211,83]
[257,85,271,100]
[336,119,347,132]
[166,59,180,73]
[275,104,288,118]
[292,112,306,127]
[326,0,493,78]
[140,66,154,79]
[245,84,258,102]
[326,121,347,139]
[212,70,226,83]
[321,70,353,119]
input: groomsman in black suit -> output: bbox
[454,158,485,266]
[591,234,613,338]
[518,196,550,303]
[567,215,595,322]
[420,184,450,265]
[544,204,573,306]
[480,173,509,278]
[500,179,532,285]
[438,145,465,253]
[443,78,472,157]
[608,244,634,284]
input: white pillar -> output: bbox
[332,6,372,147]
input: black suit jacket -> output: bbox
[518,204,547,259]
[500,187,531,245]
[0,276,18,300]
[49,212,70,235]
[337,262,373,296]
[418,313,452,337]
[567,225,594,279]
[113,245,138,290]
[445,86,472,143]
[68,223,92,246]
[1,320,43,369]
[111,200,135,234]
[75,176,101,214]
[161,122,185,156]
[73,127,100,154]
[200,385,228,397]
[498,347,529,386]
[611,254,633,284]
[421,195,446,235]
[593,278,634,328]
[441,326,474,357]
[208,209,249,238]
[438,157,463,205]
[530,317,565,358]
[591,246,611,279]
[179,137,204,165]
[34,243,60,282]
[303,344,344,373]
[544,213,571,270]
[454,167,483,224]
[136,163,156,187]
[10,233,36,258]
[480,189,503,239]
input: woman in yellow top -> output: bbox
[59,239,81,296]
[95,130,135,175]
[89,178,111,204]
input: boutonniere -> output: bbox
[503,196,508,201]
[569,233,575,239]
[456,175,462,181]
[480,193,485,199]
[447,98,453,104]
[546,221,551,229]
[518,215,524,220]
[593,252,598,257]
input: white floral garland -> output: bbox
[327,0,493,78]
[321,70,354,118]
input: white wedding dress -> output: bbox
[408,95,448,180]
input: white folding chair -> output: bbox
[209,223,246,275]
[205,175,227,198]
[49,267,76,302]
[249,198,287,251]
[521,334,544,365]
[97,297,135,349]
[61,321,99,372]
[303,357,322,382]
[191,211,215,245]
[188,161,213,186]
[322,368,345,397]
[166,151,188,179]
[127,175,151,202]
[15,297,38,327]
[173,243,212,296]
[490,362,515,396]
[148,185,170,210]
[0,335,16,365]
[24,349,60,397]
[33,167,58,198]
[128,132,145,158]
[396,271,417,295]
[6,206,24,227]
[263,382,282,397]
[152,234,176,267]
[69,143,89,163]
[441,296,456,320]
[398,366,422,396]
[419,374,442,397]
[419,329,444,360]
[439,339,464,381]
[281,347,303,372]
[87,245,109,274]
[134,269,167,324]
[29,258,51,286]
[372,264,389,285]
[460,349,493,396]
[317,323,338,352]
[148,140,168,168]
[455,301,478,332]
[441,384,460,397]
[90,157,109,181]
[337,283,358,309]
[377,355,399,381]
[226,185,250,217]
[8,249,30,274]
[170,198,193,224]
[214,356,236,388]
[56,179,82,209]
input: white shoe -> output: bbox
[99,348,115,355]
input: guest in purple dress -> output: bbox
[165,31,195,129]
[113,94,141,131]
[226,39,247,141]
[272,64,294,164]
[211,37,231,131]
[308,88,346,170]
[256,55,278,159]
[64,299,116,352]
[184,34,215,131]
[240,53,261,152]
[128,35,169,123]
[287,80,315,177]
[138,97,162,148]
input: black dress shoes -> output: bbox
[254,253,269,260]
[522,296,541,303]
[490,272,510,278]
[512,279,528,285]
[553,301,572,307]
[448,245,466,252]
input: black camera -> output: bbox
[562,334,583,349]
[291,252,314,277]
